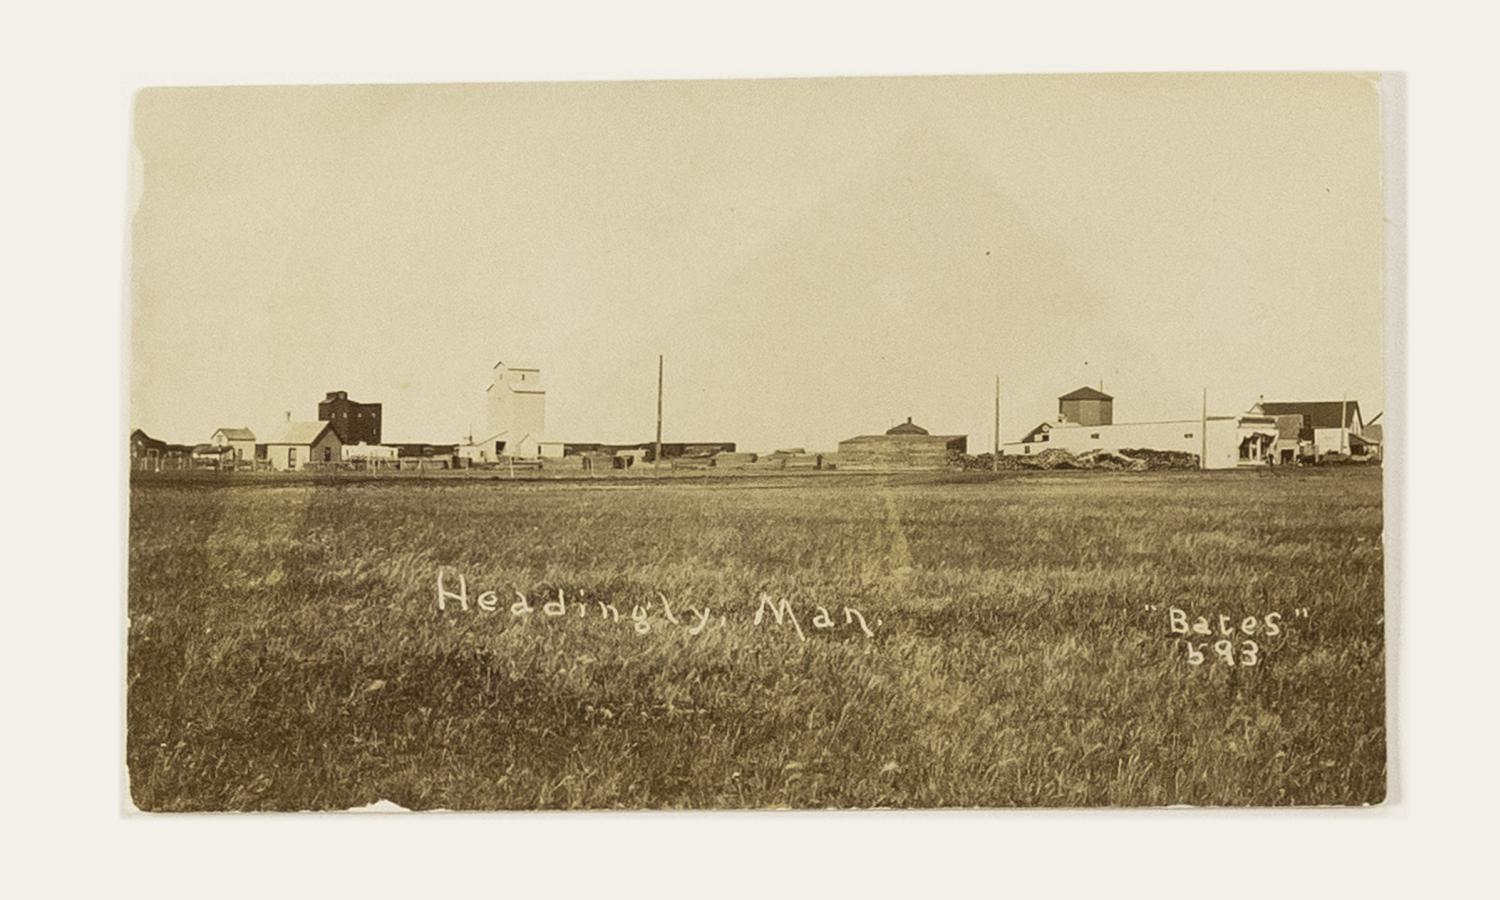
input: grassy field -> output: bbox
[127,466,1385,810]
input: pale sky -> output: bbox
[130,74,1386,451]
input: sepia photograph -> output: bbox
[125,72,1389,811]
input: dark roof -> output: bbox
[886,417,929,435]
[1059,386,1113,402]
[131,429,166,450]
[1257,401,1362,434]
[843,433,964,445]
[319,391,380,408]
[1019,422,1052,443]
[1272,414,1305,441]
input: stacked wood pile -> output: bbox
[782,453,821,469]
[743,450,824,470]
[712,452,758,467]
[959,448,1194,471]
[836,434,963,470]
[1116,448,1199,470]
[1077,449,1149,471]
[670,455,715,469]
[957,452,1031,471]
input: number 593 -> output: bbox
[1183,639,1260,667]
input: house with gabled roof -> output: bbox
[1250,399,1376,459]
[209,427,256,466]
[263,421,343,471]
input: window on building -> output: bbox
[1184,433,1194,439]
[1090,433,1100,439]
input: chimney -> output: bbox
[285,411,291,422]
[906,416,913,424]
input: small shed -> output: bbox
[192,443,236,469]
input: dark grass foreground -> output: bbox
[127,467,1385,810]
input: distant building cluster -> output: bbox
[129,361,1381,474]
[1000,387,1381,469]
[128,358,738,473]
[131,390,387,473]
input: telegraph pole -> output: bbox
[1341,392,1348,456]
[1200,388,1208,470]
[992,375,1000,472]
[654,354,664,473]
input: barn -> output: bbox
[837,418,968,469]
[130,429,193,471]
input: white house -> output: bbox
[1003,416,1278,469]
[209,427,256,466]
[264,421,344,471]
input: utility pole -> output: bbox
[992,375,1000,472]
[654,354,664,473]
[1200,388,1208,471]
[1341,392,1348,456]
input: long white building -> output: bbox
[1002,387,1279,469]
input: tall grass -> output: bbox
[127,467,1384,809]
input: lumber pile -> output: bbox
[713,452,758,467]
